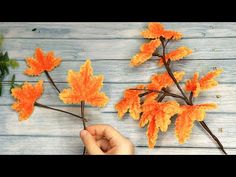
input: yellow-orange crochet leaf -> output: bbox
[141,23,165,39]
[141,22,183,40]
[115,85,144,120]
[199,69,223,90]
[185,69,223,97]
[146,71,185,100]
[159,46,192,67]
[175,103,217,144]
[140,100,180,148]
[185,72,201,97]
[11,80,44,121]
[59,59,109,107]
[163,30,183,40]
[130,39,161,66]
[24,48,61,76]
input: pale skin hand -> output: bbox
[80,124,135,155]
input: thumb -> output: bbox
[80,130,104,155]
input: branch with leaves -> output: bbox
[10,48,109,155]
[59,60,109,154]
[115,22,226,154]
[11,48,86,122]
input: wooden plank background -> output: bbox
[0,22,235,155]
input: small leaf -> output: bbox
[9,74,16,93]
[185,69,223,97]
[11,80,44,121]
[115,85,144,120]
[3,51,9,60]
[8,59,19,69]
[25,48,61,76]
[0,79,2,96]
[0,34,3,47]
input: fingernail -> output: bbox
[80,130,88,137]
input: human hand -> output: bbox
[80,124,134,155]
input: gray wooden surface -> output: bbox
[0,22,235,155]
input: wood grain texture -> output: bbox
[1,22,236,39]
[0,136,234,155]
[2,60,234,83]
[0,106,235,148]
[0,22,235,155]
[1,83,235,113]
[2,38,236,60]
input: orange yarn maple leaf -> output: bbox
[115,85,144,120]
[175,103,217,144]
[130,39,161,66]
[11,80,44,121]
[59,59,109,107]
[146,71,185,100]
[141,22,182,40]
[140,100,180,148]
[159,46,192,67]
[185,68,223,97]
[24,48,61,76]
[130,23,188,67]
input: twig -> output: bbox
[157,93,166,102]
[161,88,186,100]
[160,37,190,105]
[44,71,60,94]
[199,121,227,155]
[138,91,153,97]
[131,88,186,100]
[164,37,173,48]
[34,102,87,122]
[81,101,87,155]
[189,91,193,105]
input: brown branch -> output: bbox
[131,88,186,100]
[138,91,153,97]
[81,101,87,155]
[81,101,86,130]
[164,37,173,48]
[199,121,227,155]
[160,37,190,105]
[154,53,163,58]
[34,102,87,122]
[44,71,60,94]
[189,91,193,105]
[161,88,186,100]
[157,93,166,102]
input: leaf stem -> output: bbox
[34,102,87,122]
[160,37,191,105]
[131,88,186,100]
[199,121,227,155]
[189,91,193,105]
[44,71,60,94]
[81,101,87,155]
[157,93,166,102]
